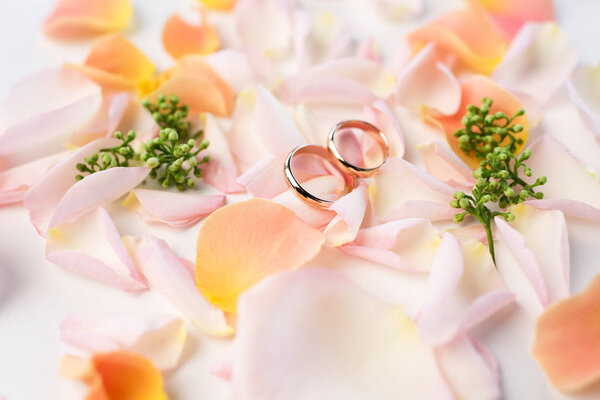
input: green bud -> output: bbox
[157,94,166,103]
[453,192,465,200]
[535,192,544,199]
[523,167,532,177]
[458,135,470,145]
[187,139,195,147]
[185,178,195,188]
[114,131,124,140]
[102,153,111,165]
[76,175,83,181]
[453,129,463,138]
[473,168,483,178]
[458,198,470,209]
[536,176,547,185]
[498,170,510,179]
[145,157,159,168]
[153,112,162,121]
[188,157,197,167]
[494,112,505,119]
[476,177,485,188]
[504,213,515,222]
[484,115,494,125]
[169,95,179,105]
[450,200,460,208]
[179,144,190,153]
[480,194,491,203]
[110,159,118,168]
[521,149,532,160]
[467,105,478,113]
[499,198,508,208]
[518,190,529,200]
[141,99,151,108]
[515,108,525,117]
[504,188,515,197]
[126,130,136,141]
[454,214,465,223]
[201,155,210,163]
[512,124,524,133]
[168,130,178,142]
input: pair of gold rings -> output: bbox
[284,120,389,209]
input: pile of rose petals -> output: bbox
[2,0,600,398]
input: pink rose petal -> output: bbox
[324,183,369,246]
[204,50,262,94]
[235,0,292,57]
[46,207,146,291]
[567,64,600,136]
[417,140,476,188]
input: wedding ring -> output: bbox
[284,144,356,209]
[327,120,389,178]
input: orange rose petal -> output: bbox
[197,0,236,11]
[408,3,507,74]
[195,198,325,313]
[61,352,167,400]
[145,56,234,116]
[162,13,220,60]
[431,76,528,169]
[532,275,600,392]
[472,0,555,38]
[44,0,133,39]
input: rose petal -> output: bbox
[122,189,225,227]
[532,274,600,392]
[0,152,67,205]
[195,199,325,313]
[162,13,220,60]
[366,100,406,158]
[236,156,288,198]
[371,157,456,221]
[407,3,507,74]
[44,0,133,38]
[342,218,439,272]
[73,91,131,145]
[432,76,528,169]
[567,64,600,136]
[417,233,514,345]
[125,236,233,337]
[60,352,167,400]
[495,204,569,307]
[198,0,236,11]
[376,0,424,20]
[395,43,461,115]
[47,207,146,291]
[24,138,118,235]
[470,0,555,39]
[0,68,102,170]
[231,267,454,399]
[417,141,476,188]
[60,314,186,371]
[524,135,600,218]
[204,50,262,94]
[323,183,369,246]
[235,0,292,58]
[48,166,149,229]
[492,22,577,105]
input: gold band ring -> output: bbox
[327,120,390,178]
[284,144,356,209]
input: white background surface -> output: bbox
[1,1,600,399]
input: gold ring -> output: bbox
[327,120,390,178]
[284,144,356,209]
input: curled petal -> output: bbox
[195,199,325,313]
[370,157,456,221]
[48,166,149,229]
[532,274,600,392]
[567,64,600,136]
[44,0,132,39]
[0,68,102,170]
[495,204,570,307]
[324,183,369,247]
[366,100,406,158]
[418,233,514,345]
[237,156,288,198]
[163,13,220,60]
[432,76,528,169]
[395,43,461,115]
[232,268,454,399]
[24,138,118,235]
[493,22,577,105]
[407,3,507,74]
[200,114,245,194]
[60,314,186,371]
[122,189,225,227]
[417,141,476,187]
[60,352,167,400]
[525,136,600,219]
[46,207,146,291]
[125,236,233,337]
[470,0,555,39]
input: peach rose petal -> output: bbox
[61,314,186,371]
[417,233,514,345]
[492,22,577,105]
[24,138,118,236]
[60,352,167,400]
[471,0,554,39]
[44,0,133,39]
[341,218,439,272]
[195,199,325,313]
[432,76,528,169]
[163,13,220,60]
[323,183,369,247]
[567,64,600,136]
[48,166,150,229]
[532,274,600,392]
[0,152,67,205]
[46,207,146,291]
[417,141,476,188]
[370,157,456,221]
[198,0,236,11]
[231,267,454,399]
[407,3,507,74]
[122,189,225,227]
[495,204,570,308]
[523,136,600,220]
[0,68,102,170]
[125,236,233,337]
[395,43,461,115]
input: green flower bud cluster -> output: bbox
[141,127,210,191]
[450,104,547,265]
[453,97,525,160]
[76,130,138,180]
[142,94,202,141]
